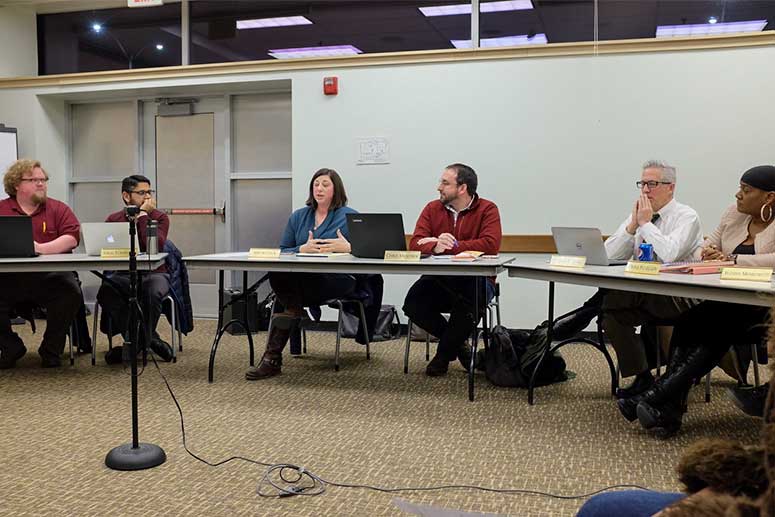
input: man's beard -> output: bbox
[439,192,455,205]
[30,192,47,205]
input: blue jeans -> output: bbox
[577,490,685,517]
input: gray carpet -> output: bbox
[0,319,764,516]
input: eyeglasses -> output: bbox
[20,177,49,184]
[636,181,672,189]
[130,189,155,196]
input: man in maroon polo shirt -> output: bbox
[0,159,82,368]
[402,163,502,377]
[96,174,173,361]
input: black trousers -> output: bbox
[269,272,357,309]
[96,272,170,340]
[0,272,81,360]
[402,275,493,361]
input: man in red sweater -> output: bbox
[403,163,502,376]
[96,175,173,361]
[0,159,82,368]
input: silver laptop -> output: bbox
[82,222,138,256]
[551,227,627,266]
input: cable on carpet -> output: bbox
[149,356,656,500]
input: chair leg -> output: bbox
[167,296,177,363]
[404,319,412,374]
[487,306,495,331]
[334,300,343,371]
[69,325,75,366]
[302,327,308,354]
[91,302,100,366]
[356,301,370,360]
[495,296,501,326]
[425,334,430,361]
[752,343,761,387]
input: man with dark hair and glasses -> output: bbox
[0,159,82,368]
[96,174,173,362]
[552,160,703,398]
[402,163,502,377]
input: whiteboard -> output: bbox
[0,127,18,200]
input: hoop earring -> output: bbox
[760,204,772,223]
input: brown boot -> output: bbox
[271,306,305,330]
[245,325,290,381]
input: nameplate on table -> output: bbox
[720,267,773,283]
[549,255,586,268]
[100,248,130,258]
[384,250,421,262]
[624,261,660,275]
[248,248,281,259]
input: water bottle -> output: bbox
[147,219,158,255]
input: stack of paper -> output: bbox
[659,260,734,275]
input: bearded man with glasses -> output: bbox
[550,161,704,399]
[0,159,82,368]
[96,174,173,363]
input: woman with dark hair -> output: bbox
[246,168,373,380]
[617,165,775,437]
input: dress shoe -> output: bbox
[617,397,640,422]
[40,356,62,368]
[426,353,450,377]
[616,371,655,399]
[0,337,26,369]
[150,338,174,362]
[551,305,599,341]
[271,307,305,330]
[728,383,769,418]
[245,356,282,380]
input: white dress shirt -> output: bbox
[604,198,703,263]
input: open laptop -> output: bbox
[82,222,138,256]
[551,227,627,266]
[347,213,407,259]
[0,216,37,258]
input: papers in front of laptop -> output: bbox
[431,251,485,261]
[295,252,351,258]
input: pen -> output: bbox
[43,221,46,233]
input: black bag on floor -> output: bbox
[484,324,567,388]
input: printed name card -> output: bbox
[248,248,281,259]
[624,261,661,275]
[100,248,130,258]
[384,250,421,262]
[720,267,773,283]
[549,255,587,268]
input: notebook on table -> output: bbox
[81,222,138,256]
[0,216,38,258]
[347,213,407,259]
[551,227,627,266]
[659,260,735,275]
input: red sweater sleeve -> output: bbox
[455,203,502,255]
[409,203,437,255]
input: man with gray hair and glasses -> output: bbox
[552,160,703,399]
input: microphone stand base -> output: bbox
[105,443,166,471]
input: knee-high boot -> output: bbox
[636,344,729,436]
[245,324,291,380]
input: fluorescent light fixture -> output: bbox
[451,33,548,48]
[155,44,164,50]
[419,0,532,17]
[268,44,363,59]
[656,19,767,37]
[92,23,102,33]
[237,15,312,29]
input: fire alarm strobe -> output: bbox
[323,76,338,95]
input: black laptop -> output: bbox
[347,213,407,259]
[0,216,38,258]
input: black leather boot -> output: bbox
[617,341,693,422]
[246,324,291,380]
[634,345,729,434]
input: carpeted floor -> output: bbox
[0,319,765,516]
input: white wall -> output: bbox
[0,7,37,78]
[1,44,773,327]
